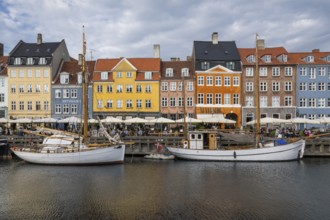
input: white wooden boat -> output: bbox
[10,29,125,165]
[167,130,305,161]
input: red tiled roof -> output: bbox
[238,47,290,65]
[289,50,330,65]
[161,60,194,79]
[0,56,9,76]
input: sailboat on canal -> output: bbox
[11,27,126,165]
[166,34,305,161]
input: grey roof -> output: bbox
[10,40,61,57]
[193,41,240,61]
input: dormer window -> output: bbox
[165,68,173,77]
[27,58,34,65]
[282,55,288,62]
[77,73,82,84]
[14,58,22,65]
[145,71,152,79]
[306,56,314,63]
[327,56,330,62]
[201,61,210,70]
[262,55,271,63]
[39,57,46,65]
[101,71,108,80]
[181,68,189,77]
[246,55,255,63]
[60,73,70,84]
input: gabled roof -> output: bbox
[289,50,330,65]
[161,60,194,79]
[53,59,95,85]
[193,41,240,61]
[94,58,161,72]
[9,40,61,57]
[238,47,290,65]
[196,64,238,74]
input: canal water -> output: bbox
[0,157,330,220]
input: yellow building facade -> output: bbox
[93,58,161,119]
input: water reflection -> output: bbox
[0,158,330,219]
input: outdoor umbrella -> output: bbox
[246,117,289,125]
[101,116,123,123]
[58,116,82,123]
[201,116,236,124]
[124,117,149,124]
[175,116,202,123]
[148,117,175,123]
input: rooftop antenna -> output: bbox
[90,49,96,61]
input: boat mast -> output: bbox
[182,76,189,148]
[255,34,260,147]
[82,26,88,145]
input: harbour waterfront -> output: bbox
[1,157,330,219]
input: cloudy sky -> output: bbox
[1,0,330,61]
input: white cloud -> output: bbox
[1,0,330,60]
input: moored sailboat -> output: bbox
[11,27,126,165]
[167,34,305,161]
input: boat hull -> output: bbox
[167,140,305,162]
[11,145,126,165]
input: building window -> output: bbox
[285,82,292,91]
[136,100,142,108]
[19,101,24,110]
[116,72,122,78]
[284,67,293,76]
[0,94,4,102]
[259,67,267,76]
[19,70,24,77]
[300,83,307,91]
[233,94,239,104]
[310,68,316,79]
[224,94,230,104]
[101,72,108,80]
[55,104,61,114]
[97,100,103,108]
[170,97,176,107]
[272,67,280,76]
[198,76,204,85]
[44,84,49,93]
[11,85,16,93]
[145,85,151,93]
[260,96,268,107]
[319,67,326,76]
[206,94,213,104]
[44,101,49,111]
[10,70,16,78]
[62,89,69,98]
[145,72,152,79]
[14,58,22,65]
[224,77,230,86]
[39,57,46,65]
[306,56,314,62]
[36,101,41,110]
[181,68,189,77]
[77,74,82,84]
[126,85,133,93]
[187,97,193,106]
[247,55,255,63]
[206,76,213,86]
[300,98,307,107]
[145,100,151,108]
[11,101,16,110]
[300,67,307,76]
[106,100,113,108]
[116,85,123,93]
[97,85,103,93]
[197,93,204,104]
[178,82,183,91]
[260,82,267,91]
[246,96,253,107]
[19,85,24,93]
[28,101,32,110]
[126,100,133,108]
[55,89,61,98]
[162,98,168,107]
[116,99,123,108]
[44,70,49,77]
[263,55,271,63]
[187,82,193,91]
[309,83,316,91]
[215,76,221,86]
[165,68,173,77]
[60,74,69,84]
[318,82,325,91]
[201,61,210,70]
[71,104,77,114]
[246,67,254,76]
[178,97,183,107]
[127,72,133,78]
[170,82,176,91]
[269,82,280,93]
[226,62,235,70]
[318,98,326,107]
[284,96,292,107]
[27,85,32,93]
[215,94,222,104]
[246,82,254,92]
[136,84,142,93]
[71,89,77,98]
[36,84,41,93]
[161,82,168,91]
[27,69,33,77]
[63,104,69,114]
[107,85,113,93]
[272,96,280,107]
[233,77,239,86]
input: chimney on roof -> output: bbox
[257,39,265,50]
[37,33,42,45]
[0,43,3,56]
[312,49,320,53]
[153,44,160,58]
[186,56,192,61]
[170,57,180,61]
[212,32,218,45]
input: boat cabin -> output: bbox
[187,130,219,150]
